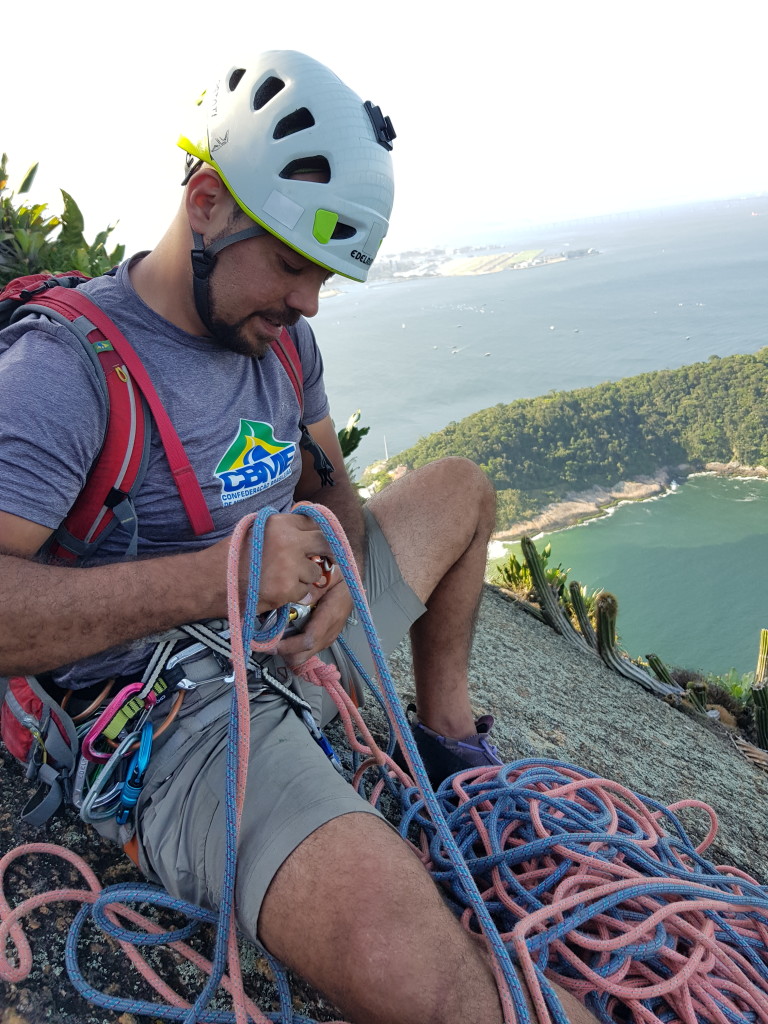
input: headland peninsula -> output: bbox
[362,348,768,541]
[371,242,598,282]
[320,242,598,298]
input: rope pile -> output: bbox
[396,762,768,1024]
[2,502,768,1024]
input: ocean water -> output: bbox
[315,196,767,471]
[496,475,768,678]
[311,196,767,676]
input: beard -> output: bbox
[206,303,301,358]
[204,253,301,357]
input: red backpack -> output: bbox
[0,270,310,821]
[0,271,306,560]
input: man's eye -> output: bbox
[281,259,303,276]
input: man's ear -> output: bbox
[184,166,231,234]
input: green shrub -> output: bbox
[0,152,124,286]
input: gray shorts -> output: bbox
[133,507,424,942]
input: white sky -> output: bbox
[3,0,765,257]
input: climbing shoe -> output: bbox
[396,705,504,788]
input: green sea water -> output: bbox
[496,475,768,678]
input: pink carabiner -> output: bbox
[80,681,144,763]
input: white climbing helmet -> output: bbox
[178,50,396,282]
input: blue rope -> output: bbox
[393,759,768,1024]
[292,503,538,1024]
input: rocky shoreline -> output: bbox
[492,461,768,544]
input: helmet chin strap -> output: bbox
[190,224,267,335]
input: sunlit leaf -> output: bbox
[57,189,85,249]
[72,247,90,274]
[18,163,39,193]
[13,228,31,253]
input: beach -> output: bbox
[490,462,768,548]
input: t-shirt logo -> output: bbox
[214,419,297,506]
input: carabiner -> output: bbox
[115,722,153,825]
[81,681,145,762]
[309,554,335,590]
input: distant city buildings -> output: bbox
[369,244,598,282]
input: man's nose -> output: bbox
[285,279,321,319]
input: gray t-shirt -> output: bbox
[0,257,330,686]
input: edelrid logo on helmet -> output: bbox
[350,249,373,267]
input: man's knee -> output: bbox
[370,457,495,531]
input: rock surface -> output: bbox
[2,585,766,1021]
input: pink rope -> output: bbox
[0,842,267,1020]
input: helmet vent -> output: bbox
[273,107,315,139]
[280,157,331,182]
[331,222,356,240]
[253,76,285,111]
[228,68,246,92]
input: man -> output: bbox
[0,52,594,1024]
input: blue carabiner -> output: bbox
[115,722,153,825]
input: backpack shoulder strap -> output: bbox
[271,326,335,486]
[271,327,304,413]
[17,287,214,559]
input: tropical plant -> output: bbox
[336,408,371,485]
[490,542,568,597]
[337,409,370,458]
[704,668,754,704]
[0,152,124,286]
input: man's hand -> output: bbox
[230,513,334,614]
[276,572,354,668]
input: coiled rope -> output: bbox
[2,502,768,1024]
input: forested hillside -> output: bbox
[386,349,768,526]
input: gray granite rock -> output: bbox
[2,585,765,1021]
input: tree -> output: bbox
[0,152,124,286]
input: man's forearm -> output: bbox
[0,547,227,676]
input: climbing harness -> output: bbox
[2,504,768,1024]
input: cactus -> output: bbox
[646,652,679,688]
[752,629,768,749]
[686,679,709,714]
[595,594,683,698]
[646,656,707,717]
[569,581,599,651]
[520,537,590,652]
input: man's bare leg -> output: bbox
[258,813,502,1024]
[367,457,497,737]
[258,813,599,1024]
